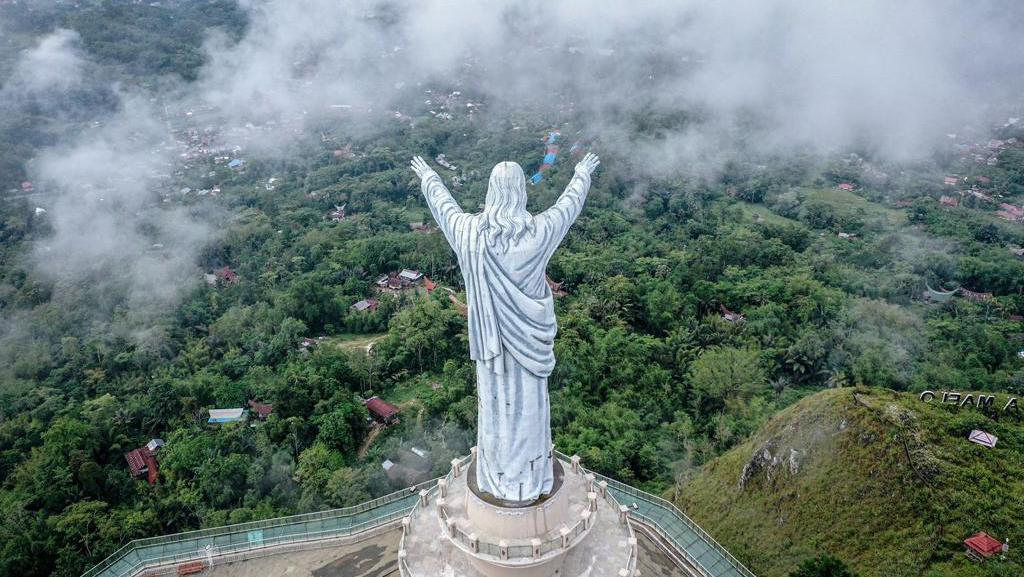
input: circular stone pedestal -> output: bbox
[399,453,638,577]
[464,460,570,541]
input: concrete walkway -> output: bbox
[608,486,750,577]
[82,464,752,577]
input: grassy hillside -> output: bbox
[675,388,1023,577]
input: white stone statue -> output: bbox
[411,153,600,504]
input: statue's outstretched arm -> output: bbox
[537,153,600,243]
[412,156,464,245]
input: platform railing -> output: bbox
[84,452,751,577]
[434,453,591,562]
[553,450,756,577]
[630,512,712,577]
[82,477,440,577]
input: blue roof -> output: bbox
[228,159,243,168]
[530,173,543,184]
[543,153,557,165]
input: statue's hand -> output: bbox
[411,156,435,180]
[575,152,600,176]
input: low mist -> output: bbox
[5,0,1023,345]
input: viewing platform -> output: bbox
[399,452,634,577]
[80,452,754,577]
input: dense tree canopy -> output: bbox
[0,3,1022,577]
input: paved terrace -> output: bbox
[81,455,754,577]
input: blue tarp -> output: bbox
[228,159,243,168]
[543,153,557,164]
[530,173,543,184]
[209,416,245,423]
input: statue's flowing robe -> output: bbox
[421,169,591,503]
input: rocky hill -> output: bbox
[675,388,1023,577]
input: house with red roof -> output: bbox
[216,267,239,283]
[996,203,1023,222]
[546,276,568,298]
[328,204,347,222]
[248,400,274,421]
[964,531,1005,562]
[376,269,425,292]
[720,304,746,323]
[960,288,993,302]
[364,396,400,425]
[124,439,163,485]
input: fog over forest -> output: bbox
[1,3,1024,577]
[3,0,1021,338]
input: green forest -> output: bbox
[1,3,1022,577]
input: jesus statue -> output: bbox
[411,152,600,504]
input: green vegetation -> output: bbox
[790,555,860,577]
[677,388,1023,577]
[1,4,1023,577]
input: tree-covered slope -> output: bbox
[675,387,1023,577]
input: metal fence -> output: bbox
[83,453,752,577]
[82,477,440,577]
[437,453,591,562]
[553,450,756,577]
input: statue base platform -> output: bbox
[399,451,638,577]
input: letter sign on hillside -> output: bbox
[918,391,1019,414]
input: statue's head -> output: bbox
[482,161,534,252]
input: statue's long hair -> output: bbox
[480,161,534,252]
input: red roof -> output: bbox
[546,275,567,297]
[720,304,745,322]
[126,447,158,483]
[215,267,239,283]
[960,288,993,302]
[837,183,855,191]
[998,204,1024,217]
[965,532,1003,557]
[125,449,147,477]
[365,396,399,420]
[248,399,274,418]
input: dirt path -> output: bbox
[358,424,384,459]
[335,334,386,355]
